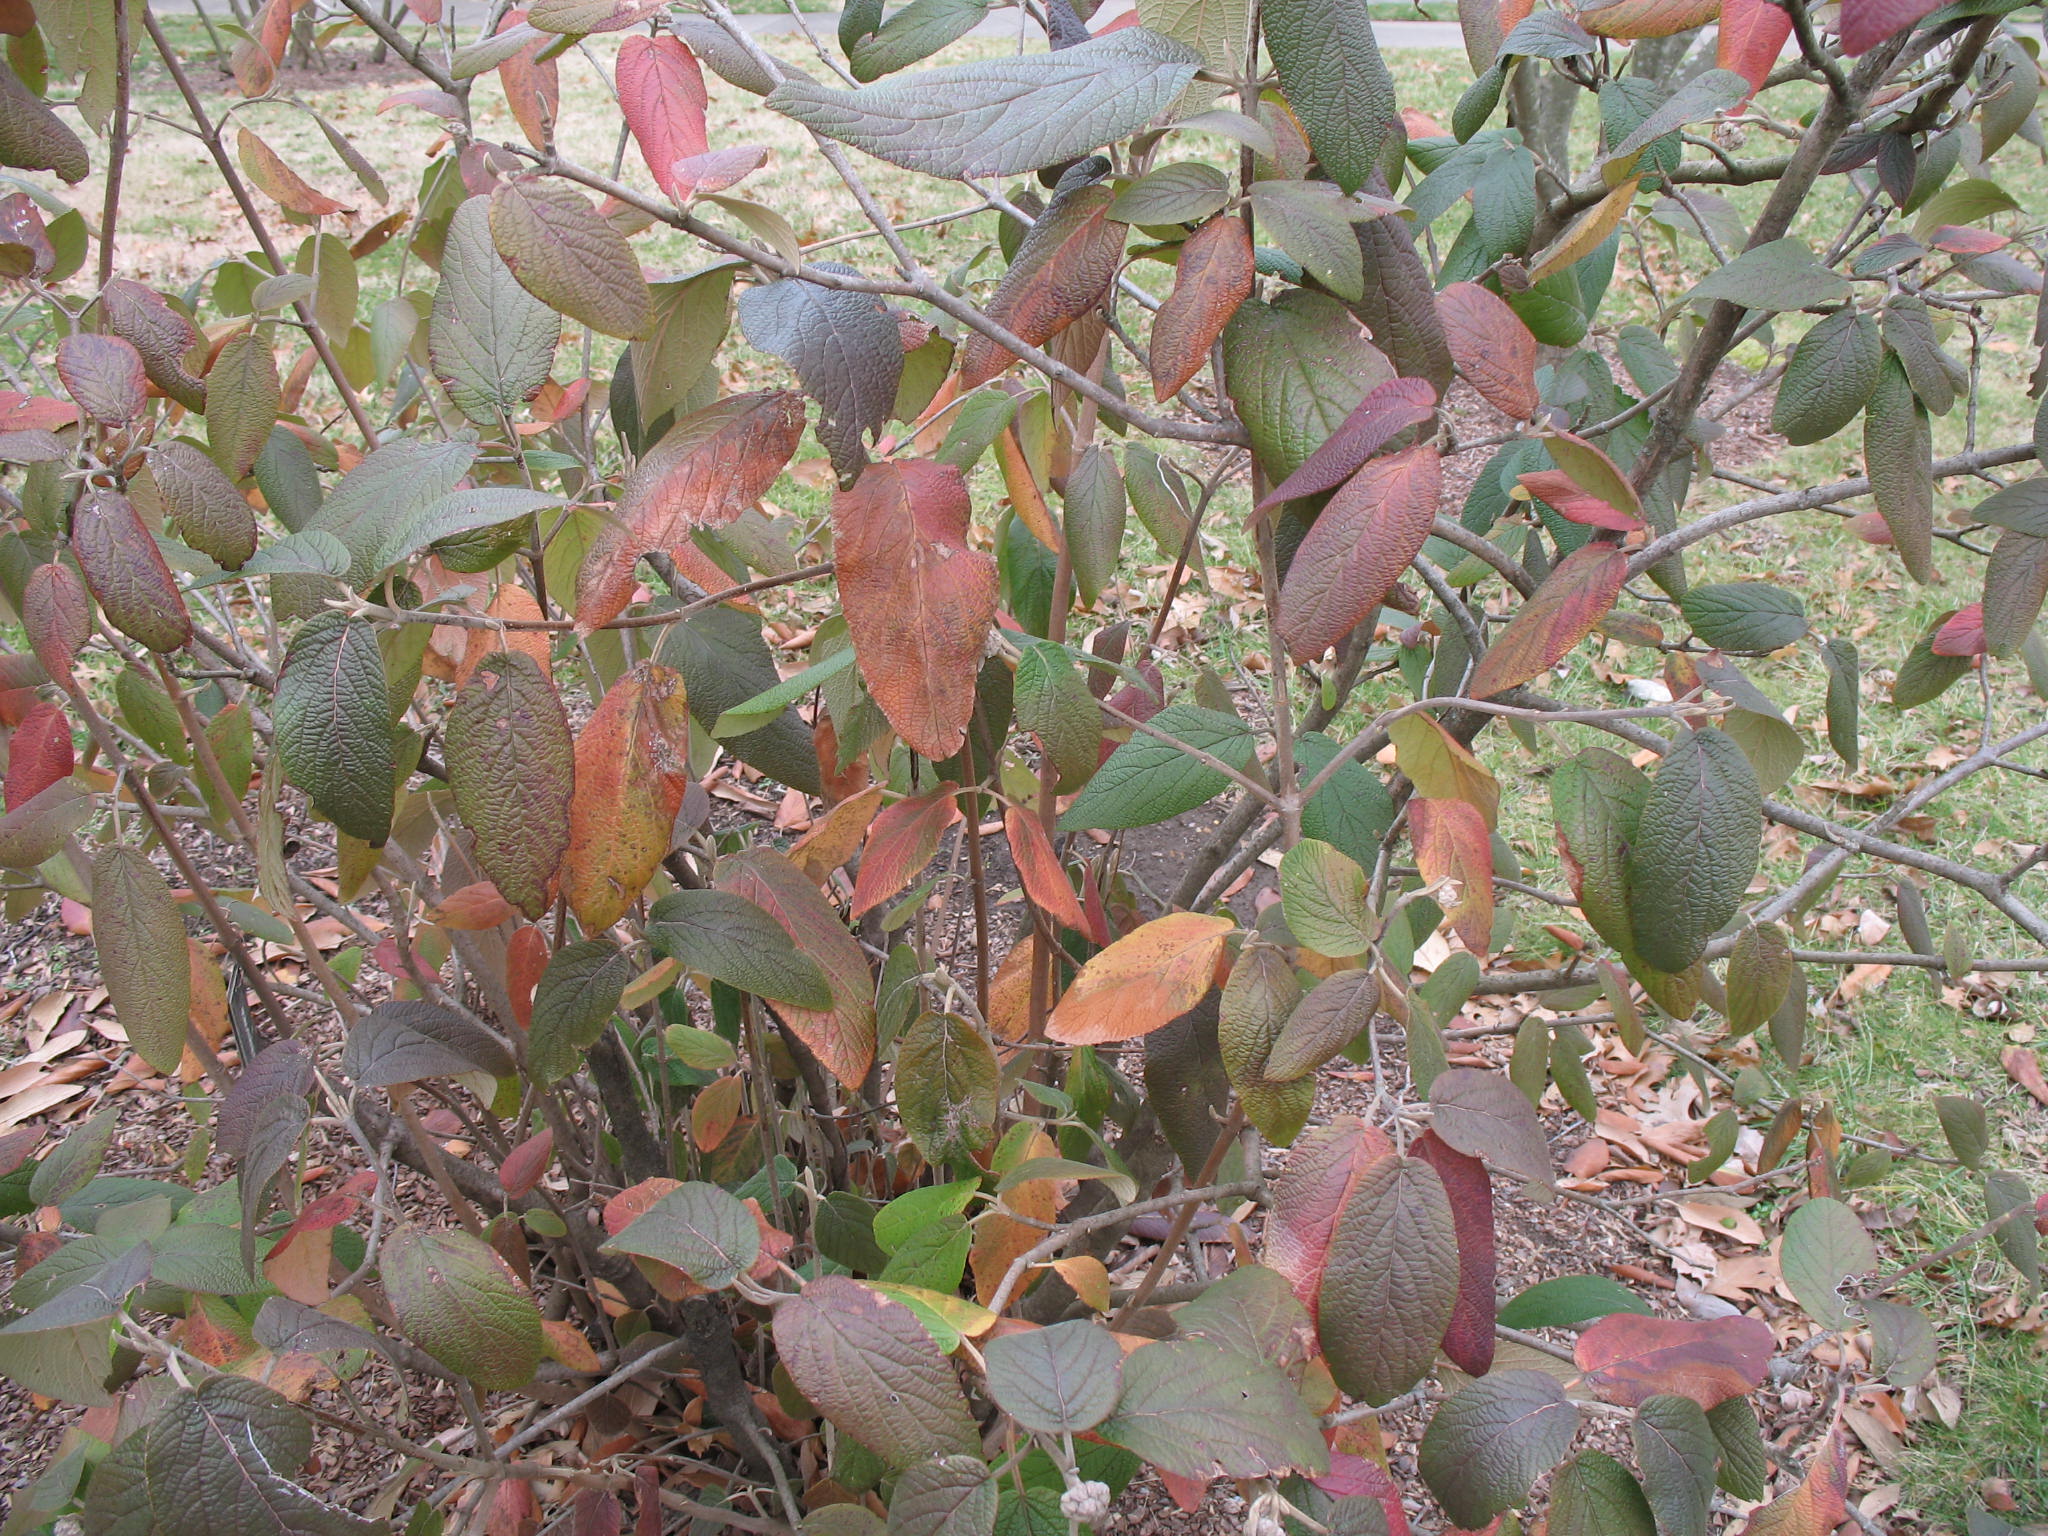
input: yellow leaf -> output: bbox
[1047,912,1234,1046]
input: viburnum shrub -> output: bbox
[1,0,2046,1526]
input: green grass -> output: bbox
[23,19,2048,1528]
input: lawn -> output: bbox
[11,10,2048,1527]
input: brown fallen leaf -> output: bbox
[2001,1045,2048,1106]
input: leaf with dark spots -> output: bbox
[739,266,902,481]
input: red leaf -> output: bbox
[1466,542,1627,698]
[1932,602,1988,656]
[1412,1128,1495,1378]
[1437,282,1539,421]
[562,663,693,932]
[4,700,73,812]
[507,924,550,1032]
[237,128,349,217]
[617,34,710,203]
[575,391,806,632]
[23,561,91,687]
[497,11,561,154]
[958,184,1126,390]
[1840,0,1944,54]
[1151,215,1255,401]
[265,1188,365,1260]
[1575,1313,1774,1408]
[849,785,962,917]
[1517,469,1643,531]
[668,145,769,199]
[1716,0,1792,95]
[1256,377,1440,511]
[833,459,999,760]
[430,879,520,931]
[0,392,78,432]
[1278,443,1443,663]
[1263,1115,1394,1321]
[1310,1457,1412,1536]
[0,193,55,279]
[56,333,147,425]
[500,1128,555,1196]
[1004,806,1090,934]
[1411,797,1494,955]
[1926,225,2010,255]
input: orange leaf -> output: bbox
[1574,1313,1774,1408]
[1741,1431,1847,1534]
[970,1128,1061,1304]
[455,583,552,689]
[507,924,549,1032]
[789,784,883,883]
[958,183,1126,390]
[1278,444,1442,663]
[541,1317,603,1372]
[1437,282,1538,422]
[1049,1255,1111,1311]
[562,663,692,932]
[2002,1044,2048,1106]
[1151,215,1254,400]
[1466,542,1627,699]
[996,424,1061,552]
[1411,797,1494,955]
[692,1073,745,1152]
[431,879,519,931]
[1003,807,1089,934]
[833,459,999,760]
[1717,0,1792,95]
[1573,0,1720,37]
[850,785,962,917]
[617,34,709,203]
[576,391,806,632]
[236,128,349,217]
[1046,912,1233,1046]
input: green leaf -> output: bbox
[89,847,192,1076]
[1678,583,1808,651]
[368,486,558,575]
[1108,161,1232,225]
[1137,0,1247,72]
[1277,839,1375,957]
[1100,1338,1329,1480]
[1416,1369,1577,1529]
[1705,1397,1769,1500]
[1604,68,1748,168]
[874,1176,981,1252]
[1725,922,1795,1036]
[1631,1394,1716,1536]
[1983,1169,2041,1293]
[737,268,902,482]
[773,1276,982,1467]
[1822,637,1860,769]
[490,178,650,340]
[877,1215,971,1293]
[1262,0,1396,193]
[1295,731,1395,870]
[1687,239,1850,312]
[1063,445,1127,609]
[648,889,833,1008]
[1318,1155,1458,1404]
[1265,969,1379,1082]
[1547,1451,1656,1536]
[886,1457,996,1536]
[1771,311,1882,445]
[1245,181,1391,300]
[764,30,1201,180]
[848,0,990,80]
[984,1320,1123,1434]
[1625,728,1762,974]
[1496,1274,1652,1330]
[1058,701,1255,831]
[1865,350,1936,583]
[527,939,633,1087]
[655,604,822,796]
[1972,476,2048,538]
[711,646,856,739]
[430,196,561,427]
[1222,291,1388,485]
[342,1000,516,1087]
[1013,640,1100,790]
[381,1228,543,1391]
[204,328,281,481]
[1893,609,1973,708]
[602,1181,762,1289]
[1934,1094,1990,1169]
[446,652,574,921]
[1865,1299,1939,1388]
[895,1012,1000,1166]
[28,1105,119,1208]
[275,614,395,847]
[1780,1196,1878,1330]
